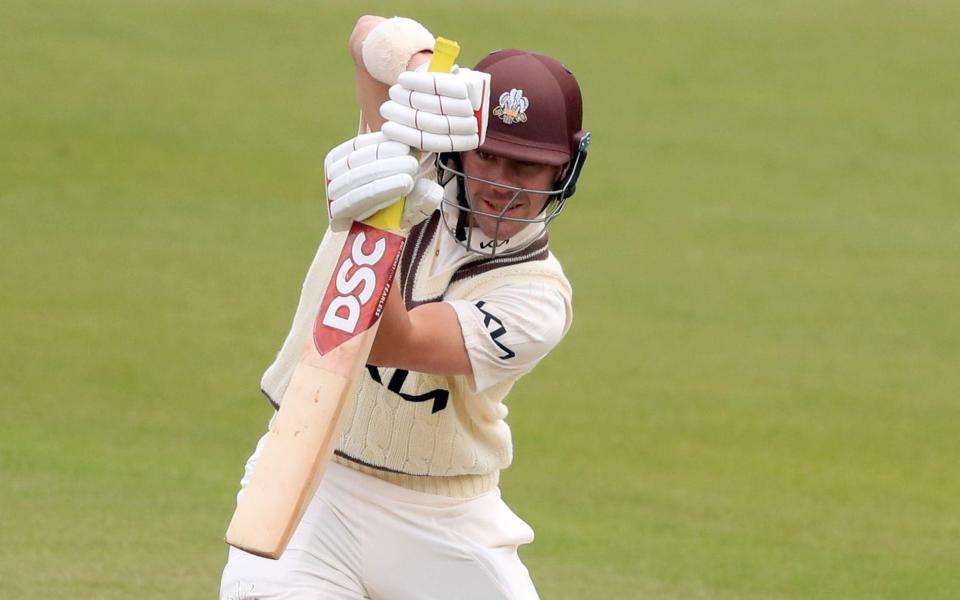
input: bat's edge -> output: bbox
[224,333,373,559]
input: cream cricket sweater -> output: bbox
[261,213,572,497]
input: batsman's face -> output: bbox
[461,150,562,240]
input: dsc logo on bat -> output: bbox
[322,234,385,333]
[314,222,405,355]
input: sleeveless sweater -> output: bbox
[261,213,572,497]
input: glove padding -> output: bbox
[380,67,491,153]
[324,132,442,232]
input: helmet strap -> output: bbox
[559,131,591,200]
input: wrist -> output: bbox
[361,17,435,85]
[407,49,433,72]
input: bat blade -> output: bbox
[224,347,356,558]
[225,222,404,559]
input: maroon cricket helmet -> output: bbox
[474,49,586,167]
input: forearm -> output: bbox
[369,282,473,376]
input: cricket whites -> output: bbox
[225,37,461,560]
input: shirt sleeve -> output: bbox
[446,281,572,393]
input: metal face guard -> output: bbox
[435,138,588,257]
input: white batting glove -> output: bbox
[380,67,492,153]
[324,132,442,232]
[400,178,444,230]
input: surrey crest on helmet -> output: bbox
[493,89,529,125]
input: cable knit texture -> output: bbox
[261,215,571,497]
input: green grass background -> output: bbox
[2,1,958,598]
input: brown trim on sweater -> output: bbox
[399,211,551,309]
[450,233,550,284]
[334,449,411,475]
[262,387,279,410]
[332,452,499,498]
[399,213,443,310]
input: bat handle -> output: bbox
[363,37,461,232]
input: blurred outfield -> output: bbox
[2,0,959,598]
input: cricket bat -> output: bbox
[225,37,461,560]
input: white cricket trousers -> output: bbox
[220,435,540,599]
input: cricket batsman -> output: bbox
[220,14,590,599]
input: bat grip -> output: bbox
[363,37,460,231]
